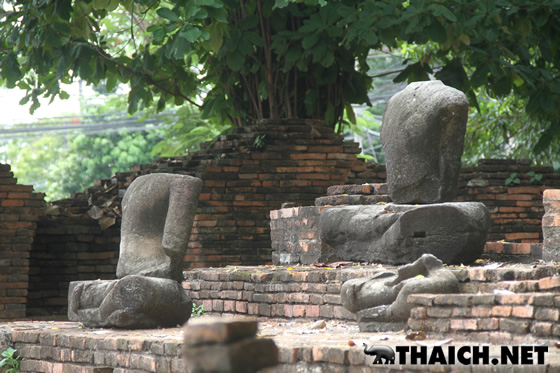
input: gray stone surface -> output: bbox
[183,317,278,373]
[320,202,490,265]
[68,275,192,328]
[340,254,459,331]
[381,80,469,204]
[117,173,203,282]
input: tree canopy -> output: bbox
[1,0,559,153]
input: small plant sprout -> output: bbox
[0,347,21,373]
[191,303,205,318]
[505,172,521,186]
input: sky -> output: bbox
[0,82,96,126]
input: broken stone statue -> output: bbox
[68,173,203,328]
[340,254,459,332]
[319,80,490,265]
[381,80,468,204]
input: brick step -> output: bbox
[183,265,560,322]
[407,290,560,343]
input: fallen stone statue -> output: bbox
[68,173,203,328]
[340,254,459,332]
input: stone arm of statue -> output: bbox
[384,260,427,287]
[162,178,203,258]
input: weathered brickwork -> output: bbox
[0,164,44,320]
[182,264,559,322]
[183,265,382,321]
[457,159,560,243]
[408,290,560,343]
[1,322,184,372]
[270,206,323,265]
[28,215,119,317]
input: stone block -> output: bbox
[183,323,277,373]
[183,316,258,345]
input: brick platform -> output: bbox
[182,264,559,321]
[3,319,560,372]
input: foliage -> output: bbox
[345,110,384,164]
[149,104,229,157]
[191,303,205,318]
[1,0,559,154]
[2,124,160,200]
[0,347,21,373]
[461,91,560,166]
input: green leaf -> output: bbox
[226,53,244,71]
[157,7,179,22]
[345,103,356,125]
[435,5,457,22]
[208,24,223,52]
[106,74,117,92]
[180,27,201,43]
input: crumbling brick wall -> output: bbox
[0,164,44,319]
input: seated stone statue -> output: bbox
[68,173,203,328]
[340,254,458,331]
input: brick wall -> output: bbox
[456,159,560,242]
[0,164,44,320]
[182,264,559,324]
[183,265,377,321]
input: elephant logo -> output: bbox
[363,344,396,364]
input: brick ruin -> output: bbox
[1,121,560,319]
[0,164,45,319]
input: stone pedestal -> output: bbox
[543,189,560,261]
[320,202,490,265]
[68,276,192,328]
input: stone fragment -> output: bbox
[68,276,192,328]
[183,317,278,373]
[315,194,392,207]
[381,80,469,204]
[117,173,203,282]
[320,202,490,265]
[340,254,459,331]
[183,316,258,345]
[327,184,375,196]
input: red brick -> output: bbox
[472,306,492,317]
[504,232,539,241]
[306,305,320,317]
[511,305,534,318]
[1,199,24,207]
[289,153,327,160]
[538,276,560,290]
[492,306,512,317]
[450,319,478,331]
[293,305,306,317]
[496,194,534,201]
[544,189,560,201]
[508,186,542,195]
